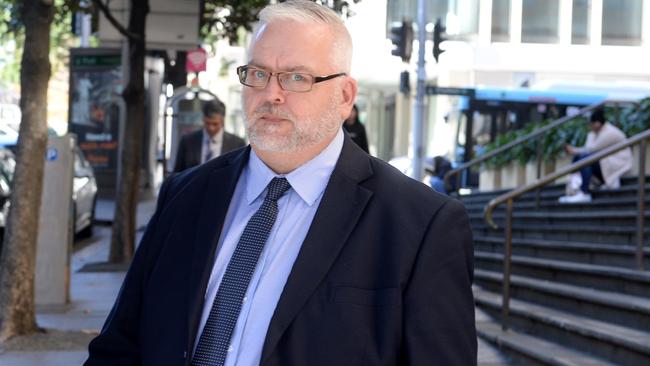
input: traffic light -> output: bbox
[433,19,447,63]
[389,20,413,62]
[399,71,410,94]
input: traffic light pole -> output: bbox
[411,0,427,182]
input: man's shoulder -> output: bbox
[166,147,247,196]
[364,155,452,209]
[179,129,203,143]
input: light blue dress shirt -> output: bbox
[194,128,344,366]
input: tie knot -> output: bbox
[265,177,291,202]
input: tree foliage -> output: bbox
[0,0,80,90]
[201,0,361,44]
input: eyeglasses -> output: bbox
[236,65,346,93]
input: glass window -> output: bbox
[491,0,511,42]
[572,0,591,44]
[602,0,642,46]
[446,0,480,36]
[522,0,560,43]
[385,0,448,35]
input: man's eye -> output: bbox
[253,70,267,79]
[290,73,307,82]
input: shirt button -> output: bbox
[243,296,248,303]
[228,345,234,353]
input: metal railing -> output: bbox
[484,128,650,331]
[444,100,637,196]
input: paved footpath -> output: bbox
[0,198,512,365]
[0,199,154,366]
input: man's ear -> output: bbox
[339,77,358,120]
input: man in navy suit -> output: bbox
[85,1,476,365]
[173,99,246,172]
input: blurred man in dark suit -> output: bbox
[174,99,246,172]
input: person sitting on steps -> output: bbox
[559,108,632,203]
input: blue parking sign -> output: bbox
[46,147,58,161]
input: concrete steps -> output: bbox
[474,236,650,268]
[475,252,650,297]
[463,177,650,364]
[477,322,619,366]
[475,288,650,365]
[475,269,650,331]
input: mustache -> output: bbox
[249,103,294,121]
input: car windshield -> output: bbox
[0,153,15,184]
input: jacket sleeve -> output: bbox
[402,198,477,365]
[84,176,175,366]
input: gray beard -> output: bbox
[243,99,341,153]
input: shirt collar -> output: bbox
[204,128,223,144]
[245,128,344,206]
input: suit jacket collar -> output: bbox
[185,147,250,358]
[184,137,374,363]
[260,136,374,364]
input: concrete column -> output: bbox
[590,0,603,46]
[559,0,574,45]
[510,0,523,44]
[643,0,650,46]
[36,135,74,306]
[479,0,493,45]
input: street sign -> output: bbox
[186,48,207,73]
[46,147,58,161]
[425,86,475,97]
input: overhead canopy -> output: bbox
[98,0,201,51]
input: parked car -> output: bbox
[72,144,98,238]
[0,123,19,146]
[0,136,98,240]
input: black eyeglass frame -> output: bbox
[236,65,347,92]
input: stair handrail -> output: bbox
[444,100,638,194]
[484,127,650,331]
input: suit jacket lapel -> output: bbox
[190,130,203,166]
[185,148,249,356]
[261,138,374,364]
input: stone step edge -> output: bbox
[474,236,642,254]
[477,321,619,366]
[474,288,650,355]
[475,251,650,283]
[475,269,650,316]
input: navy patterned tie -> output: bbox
[204,139,214,163]
[192,177,291,366]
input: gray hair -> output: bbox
[257,0,353,73]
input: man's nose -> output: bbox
[262,75,286,104]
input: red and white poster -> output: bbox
[186,47,207,73]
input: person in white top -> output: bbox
[561,108,632,203]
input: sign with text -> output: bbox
[186,48,207,73]
[425,86,475,98]
[69,48,122,172]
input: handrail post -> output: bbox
[637,140,646,271]
[501,198,514,331]
[535,137,542,208]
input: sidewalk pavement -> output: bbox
[0,198,511,365]
[0,198,157,366]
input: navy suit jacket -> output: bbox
[173,129,246,172]
[86,135,477,365]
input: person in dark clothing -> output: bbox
[343,104,369,153]
[426,156,454,194]
[173,99,246,172]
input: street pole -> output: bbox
[411,0,427,181]
[80,1,91,47]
